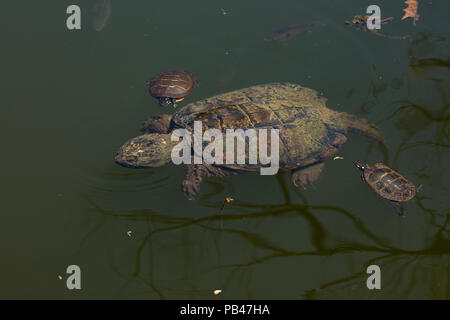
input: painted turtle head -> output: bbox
[354,161,368,171]
[115,133,174,168]
[157,97,184,107]
[158,97,172,107]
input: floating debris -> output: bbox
[345,15,393,30]
[58,275,63,280]
[127,231,132,237]
[219,197,235,214]
[333,156,345,160]
[220,8,227,16]
[345,15,410,40]
[214,290,222,295]
[402,0,420,25]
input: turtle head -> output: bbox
[158,97,172,107]
[115,133,174,168]
[354,161,368,171]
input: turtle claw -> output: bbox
[182,178,200,199]
[182,164,231,199]
[292,179,307,189]
[291,163,325,189]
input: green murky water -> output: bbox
[1,0,449,299]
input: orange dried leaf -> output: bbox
[402,0,420,25]
[219,197,235,214]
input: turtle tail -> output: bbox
[342,113,385,145]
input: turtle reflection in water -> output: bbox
[355,162,420,216]
[115,83,385,198]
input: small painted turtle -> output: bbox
[146,70,198,107]
[355,161,419,216]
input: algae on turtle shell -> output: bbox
[116,83,385,198]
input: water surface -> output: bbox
[0,0,448,299]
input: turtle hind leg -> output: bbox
[389,200,405,217]
[182,164,234,199]
[141,114,173,133]
[341,113,385,146]
[291,162,325,189]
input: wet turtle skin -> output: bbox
[147,70,198,106]
[359,163,417,202]
[116,83,386,198]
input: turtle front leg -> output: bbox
[182,164,234,199]
[141,114,173,133]
[389,200,405,217]
[291,162,325,189]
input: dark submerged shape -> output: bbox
[265,24,319,42]
[116,83,385,199]
[147,70,198,107]
[355,162,418,216]
[92,0,111,32]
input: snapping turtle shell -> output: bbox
[117,83,385,198]
[144,83,383,170]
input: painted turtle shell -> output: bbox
[359,163,417,202]
[147,70,198,106]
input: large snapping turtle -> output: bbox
[115,83,384,198]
